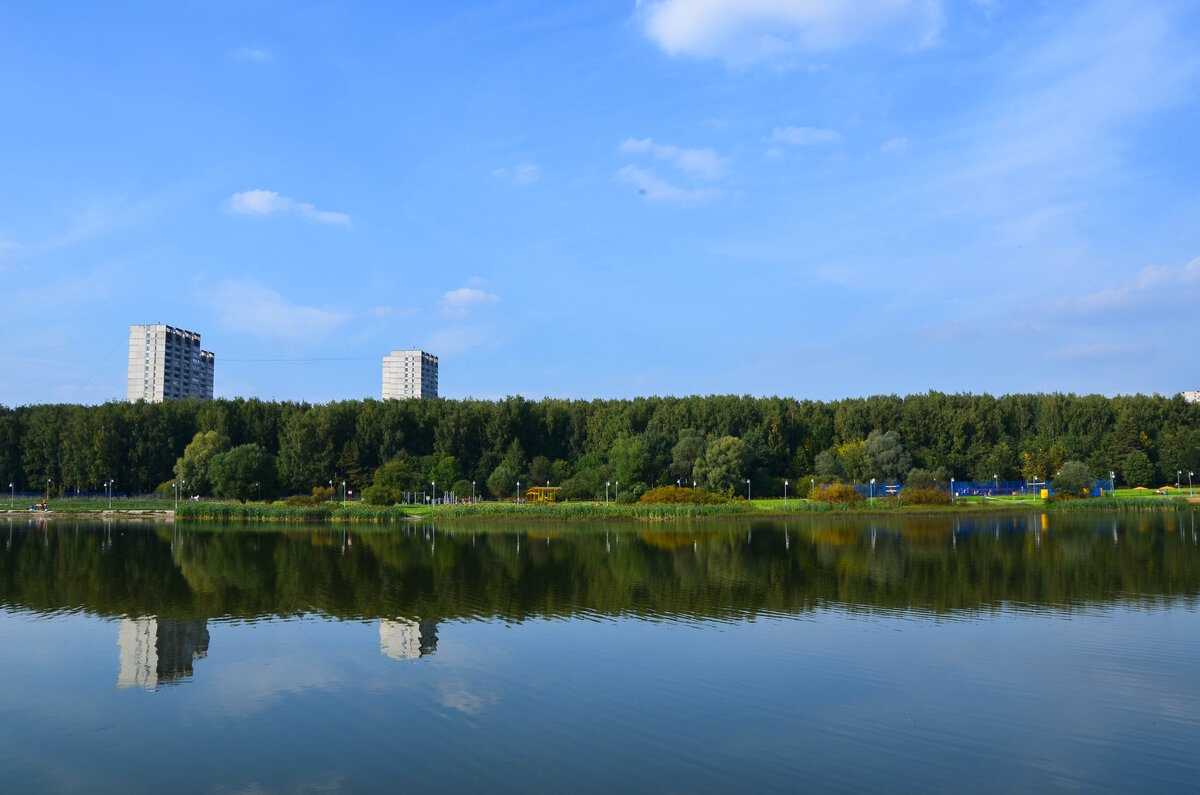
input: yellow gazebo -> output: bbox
[524,486,559,503]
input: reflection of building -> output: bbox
[127,323,215,403]
[117,617,210,691]
[379,619,438,660]
[382,350,438,399]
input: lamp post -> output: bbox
[993,474,998,496]
[329,479,333,502]
[870,477,875,501]
[107,479,113,510]
[9,482,13,509]
[181,479,186,503]
[46,479,51,502]
[950,477,955,502]
[256,482,260,502]
[784,479,788,509]
[1189,471,1194,496]
[615,481,619,502]
[472,481,476,503]
[606,481,610,504]
[517,480,520,503]
[432,481,436,506]
[746,479,750,501]
[1110,471,1115,497]
[1178,470,1182,491]
[677,478,681,489]
[811,477,815,500]
[343,480,347,509]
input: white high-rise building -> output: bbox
[127,324,215,403]
[382,350,438,399]
[1183,391,1200,404]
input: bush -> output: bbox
[1051,460,1095,500]
[362,484,398,506]
[898,486,952,505]
[815,483,862,505]
[639,485,728,505]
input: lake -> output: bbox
[2,512,1198,793]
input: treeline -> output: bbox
[1,392,1198,500]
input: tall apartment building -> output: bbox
[127,324,215,403]
[382,350,438,399]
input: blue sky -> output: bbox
[2,0,1197,406]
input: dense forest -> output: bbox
[1,392,1198,500]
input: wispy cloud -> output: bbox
[441,287,501,318]
[637,0,944,64]
[1046,343,1147,360]
[231,46,272,62]
[881,137,909,153]
[770,126,843,146]
[207,281,349,342]
[492,162,540,185]
[225,189,350,226]
[1052,257,1200,315]
[620,137,727,178]
[616,165,723,203]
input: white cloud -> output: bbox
[881,137,909,153]
[492,162,540,185]
[1046,343,1147,360]
[616,165,723,203]
[0,235,19,257]
[620,137,727,178]
[208,281,349,342]
[770,126,842,146]
[231,46,272,62]
[225,190,350,226]
[638,0,944,64]
[1054,257,1200,315]
[441,287,501,318]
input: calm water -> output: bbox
[2,512,1199,793]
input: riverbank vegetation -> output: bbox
[2,393,1197,509]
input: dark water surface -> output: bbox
[2,512,1199,793]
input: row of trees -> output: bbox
[1,392,1197,500]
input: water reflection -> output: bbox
[117,617,210,691]
[2,513,1198,631]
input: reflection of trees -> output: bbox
[0,514,1197,622]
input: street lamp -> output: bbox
[174,480,179,510]
[1178,470,1182,491]
[993,474,998,496]
[107,479,114,510]
[746,479,751,501]
[677,478,681,489]
[784,479,788,509]
[517,479,520,503]
[472,480,476,503]
[46,479,51,502]
[616,481,619,501]
[811,477,815,499]
[1110,471,1115,496]
[950,477,955,502]
[606,481,610,504]
[9,482,13,509]
[432,481,436,506]
[870,477,875,501]
[1190,471,1194,496]
[329,479,333,502]
[343,480,347,509]
[256,482,260,502]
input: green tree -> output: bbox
[669,429,705,483]
[1122,450,1154,488]
[487,462,519,499]
[694,436,750,495]
[609,435,649,486]
[864,429,911,481]
[1053,460,1094,498]
[174,430,231,496]
[209,444,276,503]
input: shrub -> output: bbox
[362,484,398,506]
[898,486,952,505]
[815,483,862,505]
[1051,460,1094,500]
[639,485,728,505]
